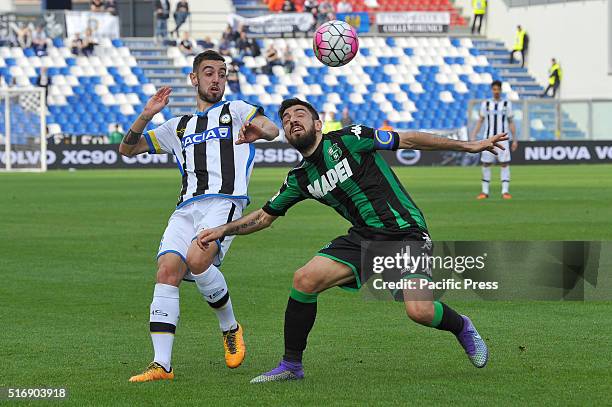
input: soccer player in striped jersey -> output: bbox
[197,98,508,383]
[470,80,518,200]
[119,50,279,382]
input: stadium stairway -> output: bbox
[472,39,542,99]
[472,39,584,139]
[123,38,193,117]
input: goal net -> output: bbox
[0,87,47,172]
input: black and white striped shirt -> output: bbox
[480,99,513,138]
[144,100,263,208]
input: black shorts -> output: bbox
[317,227,432,291]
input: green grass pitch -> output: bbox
[1,165,611,406]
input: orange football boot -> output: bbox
[223,323,246,368]
[129,362,174,383]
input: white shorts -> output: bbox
[157,197,245,280]
[480,139,511,164]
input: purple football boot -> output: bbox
[456,316,489,368]
[250,360,305,384]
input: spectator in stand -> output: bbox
[283,47,295,73]
[178,31,196,56]
[251,38,261,57]
[218,39,232,57]
[71,33,84,55]
[380,119,393,131]
[309,6,319,29]
[199,36,214,50]
[90,0,104,12]
[227,62,241,94]
[108,124,124,144]
[36,66,51,103]
[318,1,335,24]
[31,25,49,57]
[471,0,486,35]
[263,44,282,75]
[154,0,171,40]
[340,107,353,127]
[82,28,98,57]
[15,22,32,49]
[322,111,342,133]
[172,0,190,37]
[236,31,252,58]
[105,0,119,16]
[303,0,317,13]
[541,58,562,98]
[282,0,296,12]
[337,0,352,13]
[222,25,237,47]
[509,25,527,68]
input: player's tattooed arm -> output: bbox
[119,87,171,157]
[236,115,279,144]
[196,209,277,251]
[122,129,142,145]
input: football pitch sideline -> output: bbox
[1,165,611,405]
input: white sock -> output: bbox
[193,265,237,332]
[482,166,491,195]
[150,283,180,372]
[501,166,510,194]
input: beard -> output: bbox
[288,126,317,153]
[197,86,223,104]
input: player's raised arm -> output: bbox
[236,114,280,145]
[197,209,277,250]
[119,86,172,157]
[398,131,509,154]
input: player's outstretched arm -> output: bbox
[398,131,509,154]
[119,86,172,157]
[197,209,277,250]
[236,115,279,145]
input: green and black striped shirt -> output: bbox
[262,125,428,233]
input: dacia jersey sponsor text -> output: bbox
[182,126,231,149]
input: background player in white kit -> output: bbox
[119,50,279,382]
[470,80,518,200]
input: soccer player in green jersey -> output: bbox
[197,98,508,383]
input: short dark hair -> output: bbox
[192,50,226,72]
[278,98,320,121]
[491,80,502,88]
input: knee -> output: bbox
[156,262,182,286]
[186,255,213,276]
[405,301,435,325]
[293,267,321,294]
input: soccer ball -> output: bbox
[313,20,359,67]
